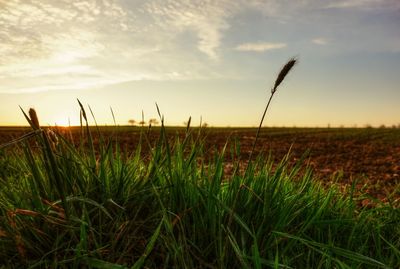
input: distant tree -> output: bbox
[128,119,136,126]
[149,118,159,126]
[202,122,209,128]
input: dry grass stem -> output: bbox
[248,58,297,167]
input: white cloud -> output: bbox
[1,0,398,94]
[0,77,131,94]
[324,0,400,9]
[0,0,138,93]
[0,0,242,94]
[235,42,287,52]
[144,0,238,60]
[312,38,328,45]
[243,0,400,18]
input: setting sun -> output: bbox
[52,118,71,127]
[46,111,81,127]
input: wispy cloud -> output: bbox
[235,42,287,52]
[145,0,237,60]
[0,0,135,93]
[0,0,243,93]
[0,0,398,94]
[324,0,400,9]
[312,38,329,45]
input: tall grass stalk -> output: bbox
[248,58,297,166]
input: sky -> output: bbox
[0,0,399,127]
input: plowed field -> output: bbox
[1,126,399,206]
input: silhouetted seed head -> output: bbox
[29,108,40,129]
[272,58,297,94]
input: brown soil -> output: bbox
[1,126,399,206]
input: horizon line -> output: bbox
[0,124,398,129]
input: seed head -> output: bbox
[272,58,297,94]
[28,108,40,130]
[46,129,58,144]
[45,129,59,150]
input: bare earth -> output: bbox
[1,126,399,206]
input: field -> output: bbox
[0,122,399,268]
[1,126,399,205]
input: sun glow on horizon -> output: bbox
[45,112,80,127]
[53,118,72,127]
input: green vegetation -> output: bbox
[0,106,399,268]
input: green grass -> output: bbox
[0,110,399,268]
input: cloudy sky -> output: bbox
[0,0,399,126]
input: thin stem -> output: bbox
[247,91,275,171]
